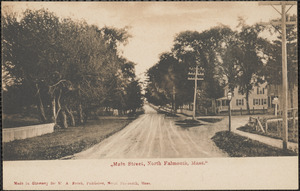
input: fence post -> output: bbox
[279,121,282,137]
[277,120,280,136]
[292,109,296,139]
[265,120,268,133]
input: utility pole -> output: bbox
[281,3,288,150]
[259,1,297,150]
[193,66,198,120]
[173,85,176,114]
[188,64,204,120]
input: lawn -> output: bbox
[3,118,134,160]
[238,120,298,143]
[212,131,297,157]
[175,119,202,128]
[197,117,223,123]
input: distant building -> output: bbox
[216,82,268,113]
[180,81,297,116]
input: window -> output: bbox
[236,99,244,106]
[263,99,267,105]
[253,98,267,105]
[256,87,265,94]
[253,99,260,105]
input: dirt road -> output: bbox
[70,105,228,159]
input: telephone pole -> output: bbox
[193,65,198,120]
[188,64,204,120]
[259,1,297,150]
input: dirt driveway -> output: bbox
[69,105,228,159]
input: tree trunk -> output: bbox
[246,90,250,114]
[61,110,68,128]
[52,96,56,124]
[290,85,293,108]
[77,84,84,124]
[83,109,89,123]
[36,84,47,123]
[173,86,176,114]
[78,104,84,124]
[55,89,62,124]
[65,106,75,126]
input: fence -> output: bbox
[3,123,55,143]
[248,108,298,142]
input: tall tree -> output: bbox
[231,22,267,114]
[263,14,297,107]
[2,8,142,128]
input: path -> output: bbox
[68,104,228,159]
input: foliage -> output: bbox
[145,20,288,115]
[2,9,143,128]
[263,14,298,87]
[145,26,240,110]
[226,21,268,113]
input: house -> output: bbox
[216,82,269,113]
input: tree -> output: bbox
[125,80,143,113]
[263,14,297,107]
[263,15,297,85]
[230,22,267,114]
[172,27,235,100]
[2,8,142,128]
[145,52,182,112]
[2,9,62,122]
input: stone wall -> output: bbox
[2,123,55,143]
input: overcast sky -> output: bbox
[2,1,297,81]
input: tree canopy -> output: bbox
[2,9,143,128]
[145,17,296,114]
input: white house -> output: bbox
[216,82,269,112]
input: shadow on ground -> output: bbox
[175,119,203,128]
[157,110,179,117]
[197,118,223,123]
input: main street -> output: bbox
[70,105,228,159]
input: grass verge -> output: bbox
[3,118,134,160]
[197,118,223,123]
[238,125,298,143]
[175,119,202,128]
[211,131,297,157]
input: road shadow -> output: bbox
[197,118,223,123]
[175,119,203,129]
[157,110,179,118]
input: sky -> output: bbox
[2,1,297,82]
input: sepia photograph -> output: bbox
[2,1,298,190]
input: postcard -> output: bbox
[2,1,298,190]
